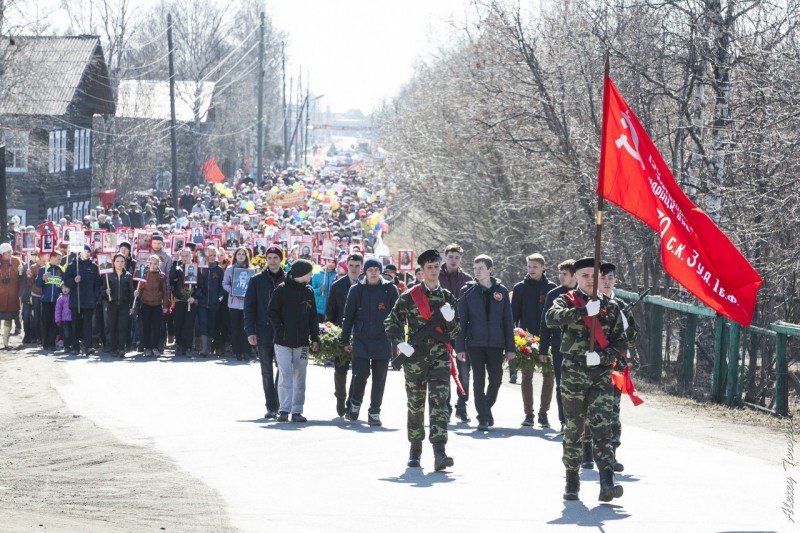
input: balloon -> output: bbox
[270,186,279,193]
[298,211,307,219]
[381,222,389,233]
[323,197,331,204]
[266,216,276,226]
[370,214,379,226]
[307,199,315,206]
[357,190,364,199]
[389,186,397,194]
[246,201,255,212]
[332,201,340,211]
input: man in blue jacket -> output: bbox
[325,253,363,417]
[36,250,64,352]
[512,253,557,427]
[245,246,286,419]
[341,258,399,426]
[455,255,516,431]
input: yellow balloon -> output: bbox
[332,201,340,211]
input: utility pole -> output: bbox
[256,11,265,186]
[294,68,301,164]
[303,74,310,167]
[167,14,179,206]
[0,146,7,244]
[281,42,288,168]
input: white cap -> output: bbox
[0,243,13,254]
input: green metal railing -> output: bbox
[616,289,799,416]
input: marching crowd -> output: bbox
[0,165,638,501]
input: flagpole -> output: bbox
[589,53,611,352]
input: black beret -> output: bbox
[184,242,197,251]
[118,241,132,250]
[573,257,596,271]
[417,249,441,266]
[600,262,616,274]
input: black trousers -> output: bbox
[172,301,196,350]
[348,357,389,414]
[71,307,94,351]
[468,346,504,425]
[228,308,248,356]
[140,304,162,350]
[257,344,280,412]
[107,302,130,352]
[40,301,57,349]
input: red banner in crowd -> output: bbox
[202,157,225,183]
[95,189,117,209]
[597,76,762,326]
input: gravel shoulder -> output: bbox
[0,347,234,533]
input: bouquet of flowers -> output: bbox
[250,254,267,269]
[509,328,553,374]
[312,322,351,366]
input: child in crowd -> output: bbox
[55,285,72,353]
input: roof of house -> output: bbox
[116,80,215,123]
[0,35,115,116]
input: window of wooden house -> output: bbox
[74,128,91,170]
[2,130,29,172]
[48,130,67,173]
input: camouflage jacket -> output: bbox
[606,291,638,348]
[544,288,627,363]
[384,283,460,351]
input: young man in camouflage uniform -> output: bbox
[581,262,638,472]
[385,249,460,471]
[545,257,626,502]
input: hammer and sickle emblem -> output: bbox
[614,111,645,170]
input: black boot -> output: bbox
[613,445,624,472]
[563,470,580,500]
[598,468,623,502]
[432,443,454,471]
[336,397,346,417]
[407,443,422,468]
[581,441,594,469]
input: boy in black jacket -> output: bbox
[268,259,320,422]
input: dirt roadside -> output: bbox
[0,347,234,533]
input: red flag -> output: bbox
[201,158,225,184]
[95,189,117,209]
[611,367,644,406]
[597,76,762,326]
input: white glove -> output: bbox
[585,351,601,367]
[585,299,600,317]
[397,342,415,357]
[440,303,455,322]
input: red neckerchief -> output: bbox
[564,289,610,350]
[408,284,465,396]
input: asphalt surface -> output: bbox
[52,353,789,532]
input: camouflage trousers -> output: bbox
[582,385,622,449]
[561,358,615,471]
[404,345,451,444]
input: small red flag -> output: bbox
[597,76,762,326]
[95,189,117,209]
[201,157,225,184]
[612,367,644,406]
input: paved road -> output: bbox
[53,354,789,532]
